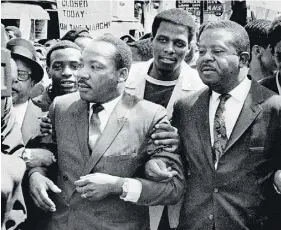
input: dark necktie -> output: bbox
[213,94,231,168]
[89,104,104,152]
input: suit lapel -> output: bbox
[21,100,43,144]
[81,93,133,175]
[193,89,214,170]
[73,99,90,161]
[225,81,263,152]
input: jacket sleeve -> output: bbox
[28,98,58,177]
[1,97,24,157]
[135,106,186,206]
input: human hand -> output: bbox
[1,154,26,200]
[274,170,281,193]
[151,123,179,152]
[24,148,55,169]
[74,173,123,201]
[29,172,61,212]
[39,116,52,136]
[145,158,178,182]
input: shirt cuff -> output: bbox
[121,178,142,202]
[274,183,281,194]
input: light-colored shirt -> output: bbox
[209,77,252,145]
[13,101,28,128]
[89,95,142,203]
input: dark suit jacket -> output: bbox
[173,81,281,230]
[33,92,185,230]
[259,73,280,95]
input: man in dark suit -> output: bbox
[259,16,281,95]
[28,35,185,230]
[168,20,281,230]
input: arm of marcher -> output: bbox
[151,123,179,153]
[134,106,185,206]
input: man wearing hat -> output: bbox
[6,38,44,144]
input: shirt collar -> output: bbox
[211,77,252,103]
[90,94,122,115]
[13,100,28,110]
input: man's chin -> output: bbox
[61,87,78,95]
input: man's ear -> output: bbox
[252,45,264,58]
[239,52,250,68]
[117,68,128,83]
[30,80,36,88]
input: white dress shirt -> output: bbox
[89,95,142,202]
[209,77,252,146]
[12,101,28,128]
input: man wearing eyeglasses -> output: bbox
[6,38,44,144]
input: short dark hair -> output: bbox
[152,8,195,44]
[245,19,271,51]
[5,26,21,38]
[95,34,132,71]
[46,40,81,67]
[61,27,92,42]
[268,15,281,52]
[198,20,250,54]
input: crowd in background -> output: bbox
[1,8,281,230]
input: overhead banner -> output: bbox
[57,0,112,38]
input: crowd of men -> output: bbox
[1,8,281,230]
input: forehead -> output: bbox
[50,48,81,62]
[156,21,189,41]
[82,41,117,60]
[199,28,235,47]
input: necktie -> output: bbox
[213,94,231,169]
[89,104,104,152]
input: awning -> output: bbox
[1,3,50,20]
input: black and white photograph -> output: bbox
[1,1,281,230]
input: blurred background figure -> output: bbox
[44,39,60,51]
[245,19,277,81]
[120,34,136,43]
[30,43,52,99]
[260,15,281,94]
[61,27,92,50]
[229,0,247,26]
[128,38,153,63]
[5,26,21,40]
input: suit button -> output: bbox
[63,175,68,181]
[214,188,218,193]
[209,214,214,220]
